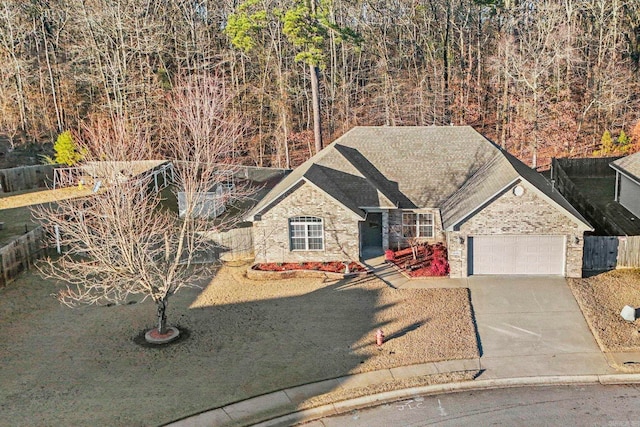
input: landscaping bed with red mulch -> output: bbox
[247,261,368,281]
[252,261,365,273]
[386,243,449,277]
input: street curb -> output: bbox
[251,374,640,427]
[164,369,640,427]
[164,359,479,427]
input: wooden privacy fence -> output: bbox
[583,235,640,270]
[0,225,254,285]
[0,227,48,287]
[551,157,623,236]
[552,156,621,177]
[202,227,254,262]
[0,165,57,193]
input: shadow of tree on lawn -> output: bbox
[160,272,401,425]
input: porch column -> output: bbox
[382,210,389,250]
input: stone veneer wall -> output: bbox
[252,182,361,263]
[387,209,445,251]
[447,184,588,278]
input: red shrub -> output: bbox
[430,257,449,276]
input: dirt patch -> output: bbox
[568,269,640,353]
[0,264,478,426]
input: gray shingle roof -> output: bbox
[612,152,640,180]
[247,126,590,229]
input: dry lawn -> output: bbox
[0,264,478,426]
[0,187,93,246]
[0,186,93,210]
[568,269,640,352]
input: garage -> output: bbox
[468,235,565,275]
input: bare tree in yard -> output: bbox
[35,74,249,342]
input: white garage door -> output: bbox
[469,235,565,275]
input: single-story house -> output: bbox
[246,126,592,278]
[611,153,640,219]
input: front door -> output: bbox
[362,212,383,248]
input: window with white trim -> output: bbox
[402,212,434,238]
[289,216,324,250]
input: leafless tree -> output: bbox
[0,0,639,165]
[34,73,251,342]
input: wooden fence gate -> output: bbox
[583,235,640,270]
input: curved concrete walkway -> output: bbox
[166,257,640,426]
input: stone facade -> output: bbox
[252,182,361,263]
[447,183,588,278]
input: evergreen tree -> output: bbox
[618,130,630,150]
[53,131,83,166]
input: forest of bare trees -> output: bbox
[1,0,639,169]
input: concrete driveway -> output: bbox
[468,276,615,378]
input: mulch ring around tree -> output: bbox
[133,326,191,348]
[386,243,450,277]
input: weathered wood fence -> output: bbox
[0,226,255,286]
[0,227,48,286]
[0,165,57,193]
[203,227,254,262]
[583,235,640,270]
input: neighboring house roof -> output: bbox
[611,152,640,181]
[246,126,591,229]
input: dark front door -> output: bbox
[362,212,383,247]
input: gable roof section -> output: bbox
[325,126,498,208]
[503,149,590,228]
[442,145,591,229]
[247,126,591,230]
[246,142,375,220]
[303,164,365,218]
[611,152,640,181]
[439,150,518,229]
[332,144,414,208]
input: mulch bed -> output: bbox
[252,261,365,273]
[386,243,449,277]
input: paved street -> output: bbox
[307,384,640,426]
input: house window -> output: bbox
[402,212,434,238]
[289,216,324,251]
